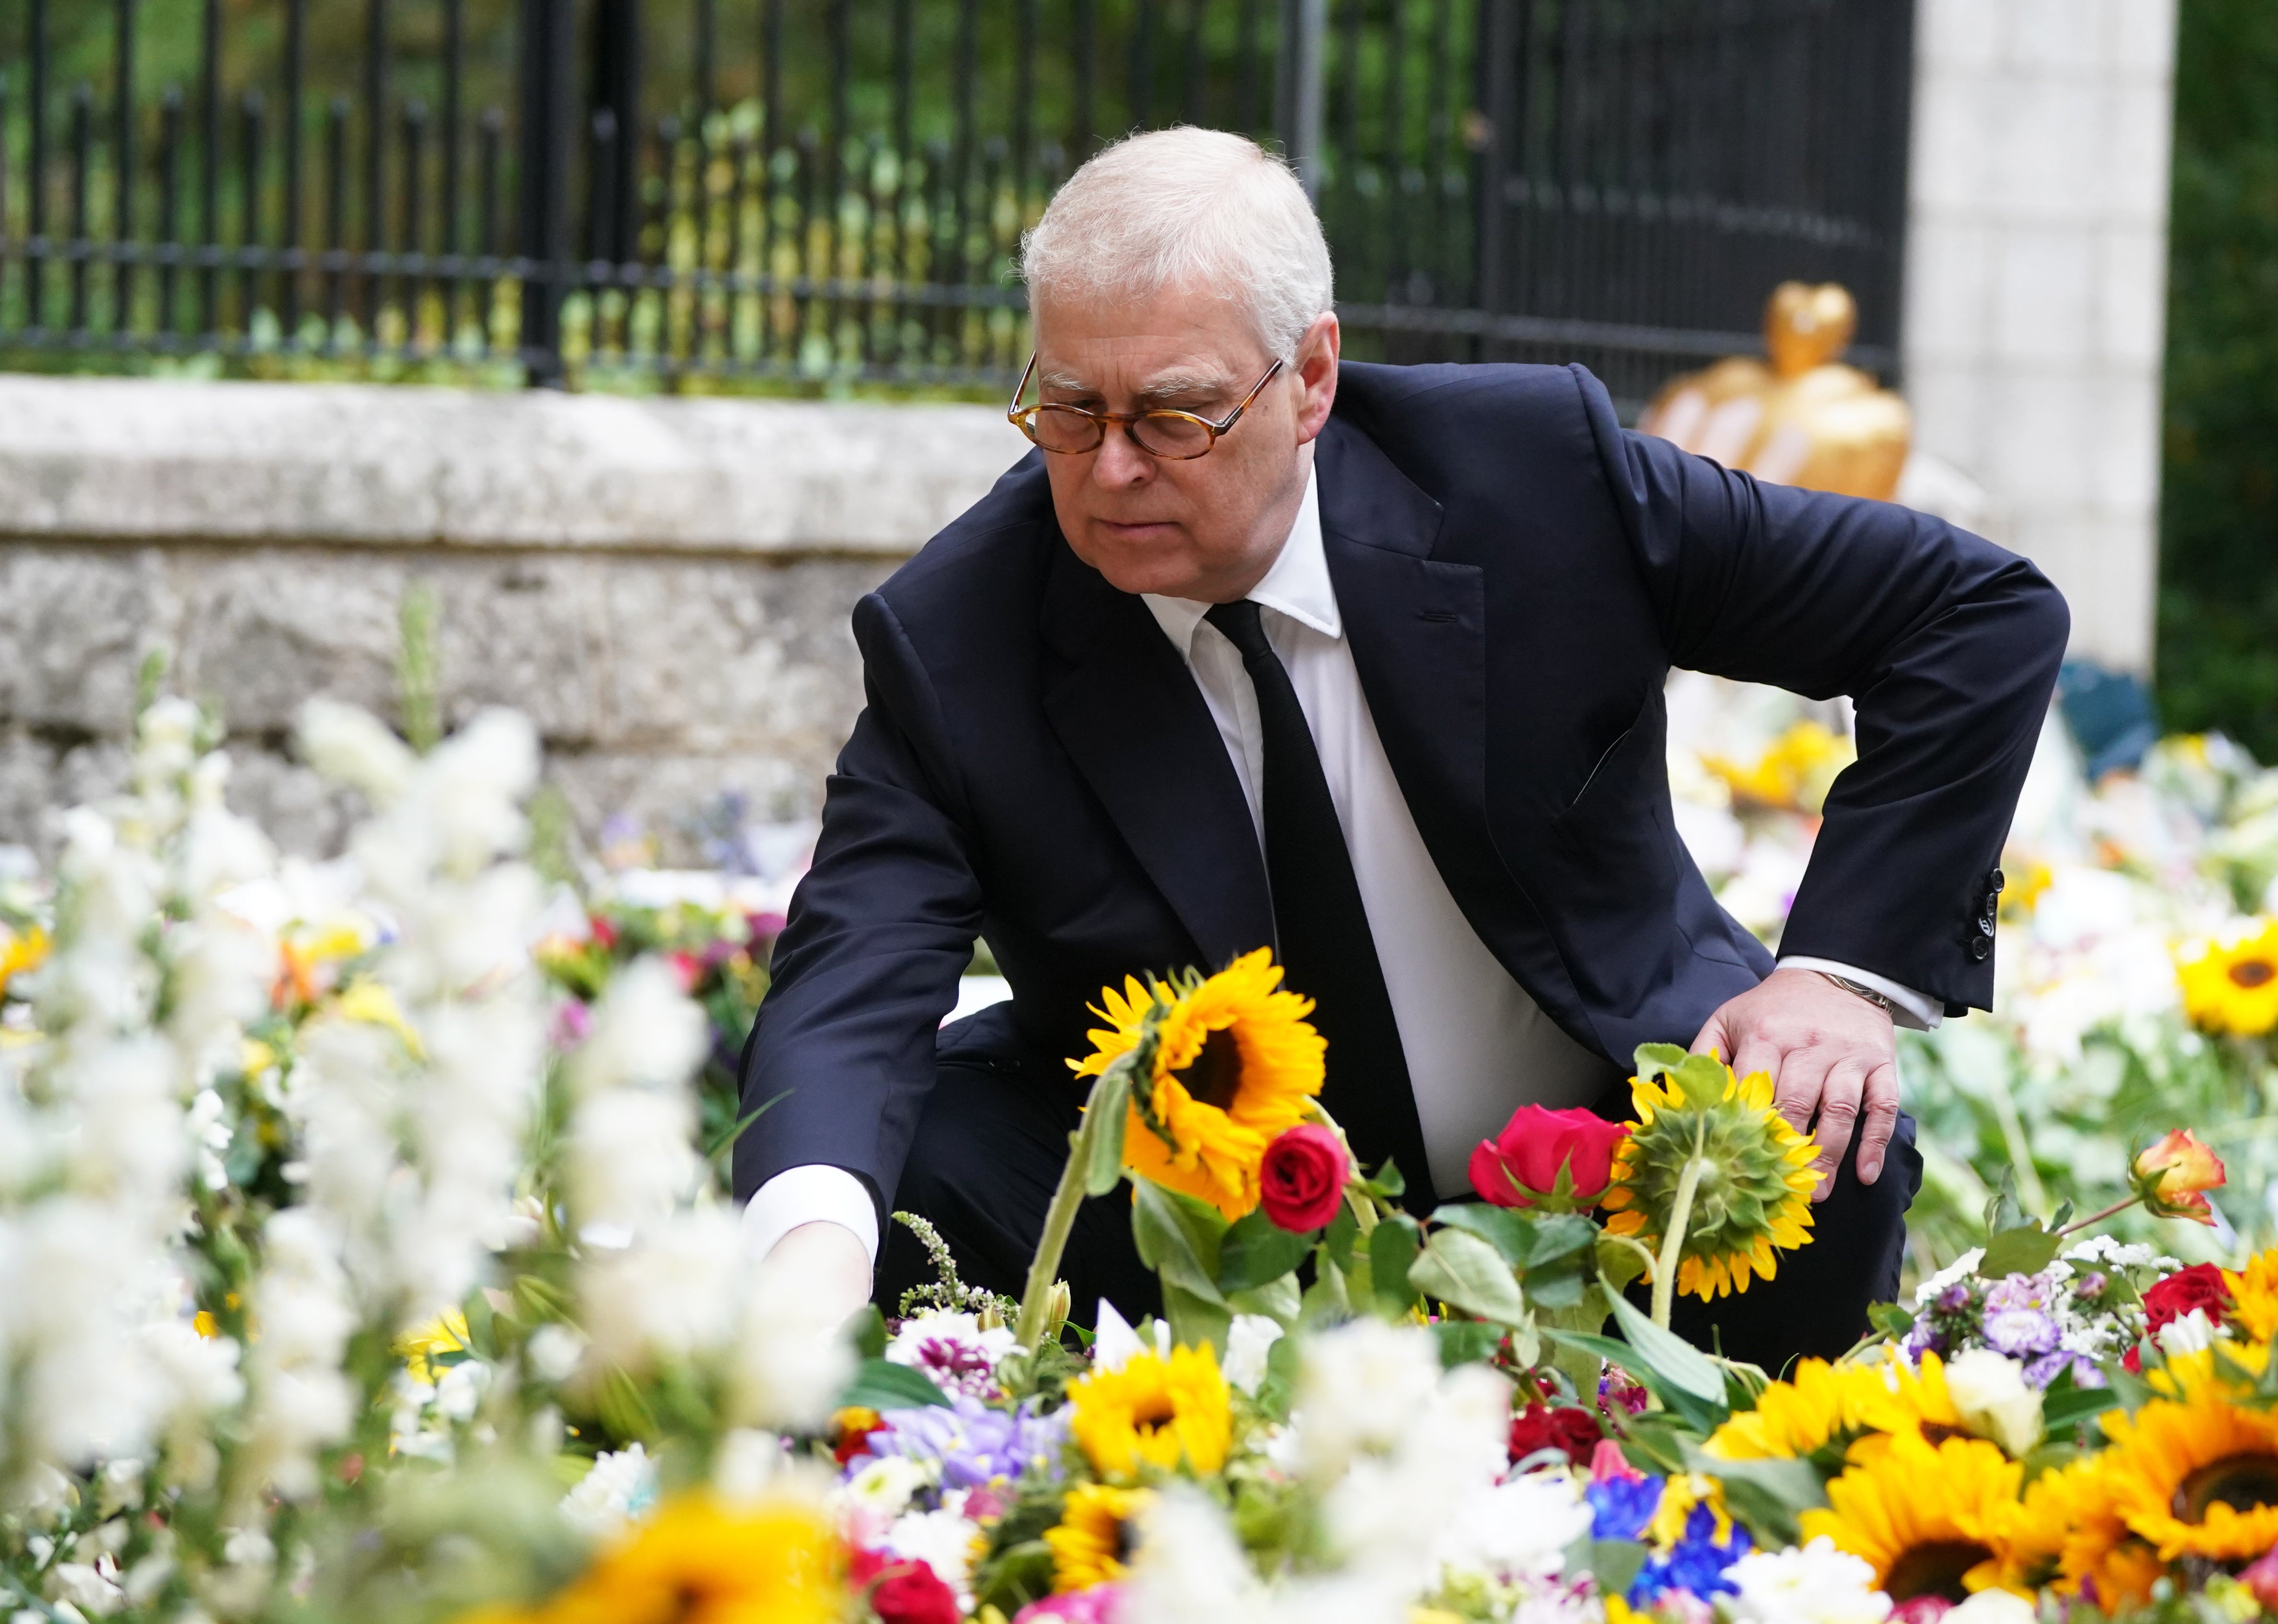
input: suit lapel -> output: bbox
[1039,537,1278,971]
[1316,422,1500,902]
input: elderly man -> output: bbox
[734,128,2065,1367]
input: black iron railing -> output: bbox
[0,0,1910,404]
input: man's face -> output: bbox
[1030,281,1338,602]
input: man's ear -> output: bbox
[1291,311,1341,446]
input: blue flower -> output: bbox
[1631,1504,1750,1604]
[1586,1474,1664,1542]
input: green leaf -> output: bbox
[1218,1208,1315,1294]
[1430,1202,1539,1266]
[1324,1204,1361,1274]
[1370,1217,1424,1317]
[1082,1067,1131,1197]
[1226,1273,1302,1327]
[1433,1318,1506,1369]
[839,1357,953,1411]
[1867,1302,1916,1339]
[1408,1226,1533,1327]
[1131,1178,1230,1304]
[848,1303,889,1360]
[1680,1447,1827,1547]
[1605,1291,1729,1404]
[1978,1221,2064,1279]
[1257,1329,1302,1420]
[1161,1280,1232,1355]
[1526,1212,1603,1267]
[1595,1233,1650,1295]
[1632,1042,1690,1083]
[2041,1382,2120,1434]
[1588,1539,1650,1601]
[1363,1159,1407,1200]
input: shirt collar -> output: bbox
[1140,465,1338,658]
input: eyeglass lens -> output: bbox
[1027,406,1214,458]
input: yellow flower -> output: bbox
[2092,1344,2278,1564]
[1702,721,1854,815]
[2178,918,2278,1037]
[1705,1353,1961,1462]
[332,978,428,1060]
[2225,1246,2278,1342]
[1066,1343,1231,1481]
[1992,1454,2164,1608]
[398,1310,472,1388]
[457,1491,842,1624]
[1601,1050,1817,1301]
[0,924,49,997]
[1045,1482,1153,1591]
[1071,949,1325,1219]
[1798,1429,2024,1603]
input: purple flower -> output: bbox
[1900,1322,1950,1362]
[861,1393,1067,1490]
[1984,1272,2053,1315]
[1982,1307,2060,1358]
[1934,1281,1973,1314]
[2073,1272,2109,1300]
[2024,1350,2106,1390]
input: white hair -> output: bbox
[1019,127,1334,361]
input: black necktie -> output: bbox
[1204,600,1436,1212]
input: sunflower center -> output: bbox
[1113,1517,1135,1563]
[1881,1541,1993,1603]
[2229,959,2276,990]
[1174,1027,1244,1112]
[1130,1392,1177,1434]
[2177,1452,2278,1522]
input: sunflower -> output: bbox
[1797,1430,2024,1603]
[501,1490,843,1624]
[1045,1482,1154,1592]
[2177,918,2278,1037]
[1066,1343,1232,1481]
[1704,1353,1964,1464]
[2092,1343,2278,1564]
[1601,1049,1819,1301]
[1071,948,1326,1219]
[2226,1247,2278,1342]
[1992,1455,2165,1609]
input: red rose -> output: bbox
[1888,1599,1954,1624]
[854,1553,961,1624]
[2143,1261,2232,1337]
[1468,1105,1629,1210]
[1258,1125,1351,1233]
[1508,1402,1603,1466]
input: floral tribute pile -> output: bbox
[1,693,2277,1624]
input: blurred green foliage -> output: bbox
[2158,0,2278,760]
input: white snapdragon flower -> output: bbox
[568,1086,699,1237]
[1942,1350,2045,1458]
[567,956,712,1102]
[884,1509,984,1611]
[296,698,415,806]
[1289,1318,1452,1483]
[578,1207,742,1371]
[561,1444,661,1536]
[1723,1537,1892,1624]
[1432,1471,1592,1584]
[1221,1314,1285,1396]
[241,1211,358,1501]
[731,1243,858,1431]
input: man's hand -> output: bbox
[763,1219,875,1324]
[1690,966,1899,1201]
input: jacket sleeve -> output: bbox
[1571,364,2069,1014]
[732,590,984,1217]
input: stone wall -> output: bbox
[1902,0,2176,673]
[0,377,1029,859]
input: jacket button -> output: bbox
[1968,933,1992,962]
[1990,868,2006,892]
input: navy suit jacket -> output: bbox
[733,361,2068,1221]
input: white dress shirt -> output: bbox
[743,464,1938,1265]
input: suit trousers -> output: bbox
[877,1054,1922,1373]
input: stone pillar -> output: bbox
[1901,0,2177,673]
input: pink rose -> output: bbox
[1468,1104,1628,1210]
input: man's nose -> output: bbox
[1091,423,1154,488]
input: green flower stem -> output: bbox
[1015,1070,1112,1354]
[1307,1099,1380,1234]
[2054,1193,2141,1237]
[1650,1119,1709,1331]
